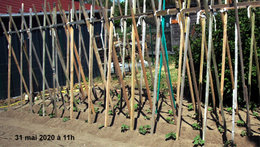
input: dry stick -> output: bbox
[57,2,96,115]
[79,1,116,110]
[151,0,162,134]
[29,8,33,112]
[121,0,128,75]
[52,4,58,117]
[105,6,115,128]
[176,16,190,140]
[78,5,82,90]
[20,4,24,106]
[88,3,94,124]
[104,0,109,78]
[234,0,251,135]
[129,0,153,111]
[7,7,12,110]
[219,11,227,124]
[130,0,136,131]
[0,18,31,107]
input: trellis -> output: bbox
[1,0,260,145]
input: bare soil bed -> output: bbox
[0,86,259,147]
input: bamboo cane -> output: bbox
[29,8,33,112]
[69,8,74,120]
[105,5,115,128]
[42,1,46,116]
[52,4,57,117]
[234,0,251,135]
[176,16,190,140]
[78,5,82,89]
[122,0,128,76]
[186,59,196,112]
[253,36,260,99]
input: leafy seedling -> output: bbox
[192,123,201,130]
[166,117,174,124]
[226,107,232,114]
[218,126,224,133]
[63,117,70,122]
[144,116,150,120]
[134,104,139,111]
[236,120,245,127]
[208,107,213,112]
[73,106,78,112]
[165,132,176,141]
[108,110,113,115]
[117,94,121,101]
[224,140,237,147]
[146,109,152,114]
[240,130,247,137]
[98,125,104,129]
[38,108,43,116]
[94,107,99,113]
[193,135,205,146]
[97,101,103,106]
[139,125,151,135]
[76,99,80,104]
[188,104,193,111]
[49,113,55,118]
[168,110,173,116]
[253,112,258,117]
[121,124,129,132]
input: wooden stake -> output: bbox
[20,3,24,106]
[122,0,128,75]
[105,5,115,128]
[29,8,33,112]
[176,16,190,140]
[69,8,74,120]
[52,4,57,117]
[7,7,12,110]
[42,1,46,116]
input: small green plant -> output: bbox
[4,108,7,111]
[94,107,99,113]
[165,132,176,141]
[240,130,247,137]
[192,123,201,130]
[226,107,232,114]
[134,104,139,111]
[253,112,258,117]
[168,110,173,116]
[193,135,205,146]
[49,113,55,118]
[63,117,70,122]
[76,99,80,104]
[208,107,213,112]
[121,124,129,132]
[224,140,237,147]
[73,106,78,112]
[144,116,150,120]
[85,120,88,123]
[188,104,193,111]
[97,101,103,106]
[108,110,113,115]
[139,125,151,135]
[236,120,245,127]
[38,108,43,116]
[249,103,257,111]
[218,126,224,133]
[146,109,152,114]
[98,125,104,129]
[117,94,121,101]
[166,117,174,124]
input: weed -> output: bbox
[73,106,78,112]
[218,126,224,133]
[192,123,201,130]
[165,132,176,141]
[63,117,69,122]
[146,109,152,114]
[121,124,129,132]
[117,94,121,101]
[134,104,139,111]
[144,116,150,120]
[236,120,245,127]
[224,140,237,147]
[193,135,205,146]
[139,125,151,135]
[208,107,213,112]
[94,107,99,113]
[98,125,104,129]
[168,110,174,116]
[97,101,103,106]
[188,104,193,111]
